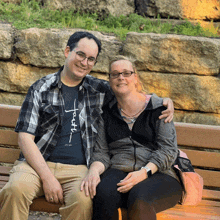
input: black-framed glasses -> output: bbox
[74,50,96,65]
[109,71,134,79]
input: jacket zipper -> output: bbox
[129,136,137,171]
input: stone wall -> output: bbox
[0,23,220,125]
[136,0,220,20]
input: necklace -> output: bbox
[118,99,148,126]
[119,108,137,124]
[120,105,146,118]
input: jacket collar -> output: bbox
[51,66,63,89]
[108,93,163,111]
[51,66,91,92]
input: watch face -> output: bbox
[141,166,152,177]
[147,169,152,177]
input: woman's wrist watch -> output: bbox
[141,166,152,178]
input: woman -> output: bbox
[81,55,182,220]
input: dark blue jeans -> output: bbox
[93,168,182,220]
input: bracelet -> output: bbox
[141,166,152,178]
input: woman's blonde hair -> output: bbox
[108,55,146,93]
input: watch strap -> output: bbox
[141,166,152,178]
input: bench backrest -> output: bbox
[0,104,20,163]
[0,104,220,202]
[174,122,220,203]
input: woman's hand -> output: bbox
[159,98,174,123]
[117,169,147,193]
[81,162,105,199]
[81,169,100,199]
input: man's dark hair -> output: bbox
[67,31,102,57]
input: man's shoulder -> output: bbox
[84,75,110,92]
[31,72,58,91]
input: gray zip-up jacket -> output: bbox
[91,95,179,181]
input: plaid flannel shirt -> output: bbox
[15,66,113,166]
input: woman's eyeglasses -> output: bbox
[109,71,134,79]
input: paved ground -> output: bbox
[28,211,61,220]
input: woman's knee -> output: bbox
[127,173,182,213]
[96,169,126,199]
[128,199,156,220]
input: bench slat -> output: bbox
[182,149,220,169]
[195,169,220,188]
[121,204,220,220]
[31,197,61,213]
[199,200,220,207]
[157,203,220,219]
[0,147,20,163]
[0,182,7,188]
[0,166,12,175]
[202,189,220,201]
[0,176,9,182]
[0,104,20,127]
[175,122,220,150]
[157,209,220,220]
[161,205,220,216]
[0,130,18,146]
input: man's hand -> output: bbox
[17,132,64,204]
[43,176,64,204]
[80,169,100,199]
[117,170,147,193]
[159,98,174,123]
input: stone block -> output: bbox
[15,28,122,72]
[136,0,220,20]
[139,71,220,113]
[0,92,25,106]
[0,61,58,93]
[43,0,134,17]
[174,110,220,126]
[123,32,220,75]
[0,23,14,59]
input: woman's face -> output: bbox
[109,60,138,96]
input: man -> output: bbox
[0,31,174,220]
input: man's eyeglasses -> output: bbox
[109,71,134,79]
[74,50,96,65]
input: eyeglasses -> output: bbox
[109,71,134,79]
[74,50,96,65]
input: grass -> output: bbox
[0,0,219,40]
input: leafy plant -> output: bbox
[0,0,218,40]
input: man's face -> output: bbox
[64,37,99,81]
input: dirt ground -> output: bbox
[28,211,61,220]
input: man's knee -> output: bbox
[1,181,34,202]
[0,173,42,204]
[0,181,36,220]
[1,182,23,199]
[76,191,92,207]
[65,190,92,207]
[60,191,92,220]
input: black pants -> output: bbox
[93,168,182,220]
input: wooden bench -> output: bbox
[0,104,220,219]
[0,104,61,213]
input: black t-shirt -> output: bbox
[48,83,86,165]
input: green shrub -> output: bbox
[0,0,218,40]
